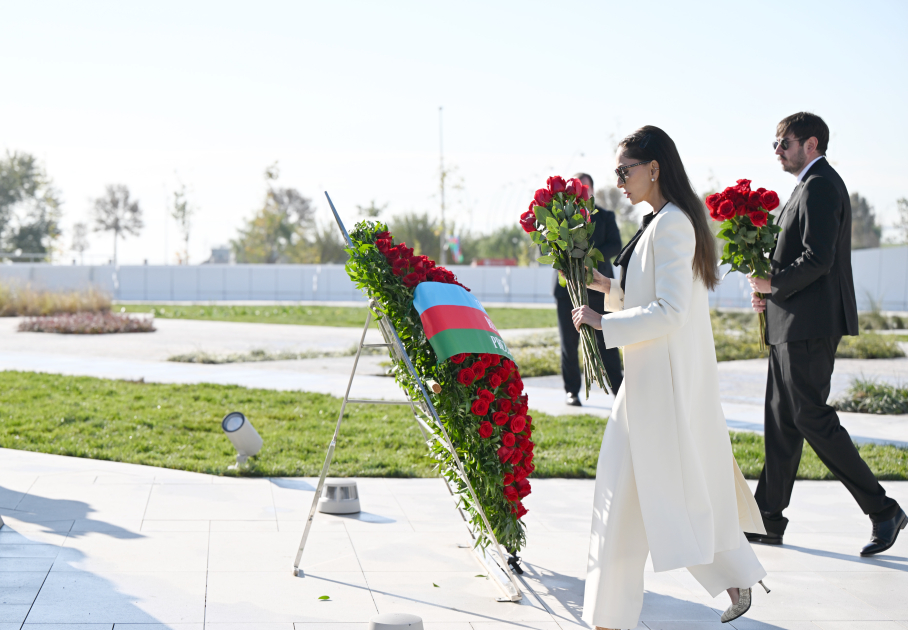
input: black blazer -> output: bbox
[553,204,622,299]
[766,158,859,345]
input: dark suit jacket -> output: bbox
[553,204,622,300]
[766,157,859,345]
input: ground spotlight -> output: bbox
[221,411,263,469]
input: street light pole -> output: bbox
[439,106,446,266]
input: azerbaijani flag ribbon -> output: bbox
[412,282,513,363]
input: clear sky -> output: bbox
[2,0,906,264]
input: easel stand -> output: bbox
[292,194,523,602]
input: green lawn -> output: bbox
[118,303,558,330]
[2,371,905,480]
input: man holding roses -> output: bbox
[552,173,623,406]
[748,112,904,556]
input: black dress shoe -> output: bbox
[861,508,907,557]
[745,531,783,545]
[565,393,582,407]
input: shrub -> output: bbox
[18,312,155,334]
[0,283,110,316]
[833,379,908,415]
[836,333,906,359]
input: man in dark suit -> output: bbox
[748,112,905,556]
[555,173,623,406]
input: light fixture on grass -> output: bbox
[221,411,262,469]
[318,479,361,514]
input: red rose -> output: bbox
[456,368,474,386]
[402,272,421,287]
[547,175,566,194]
[705,193,722,212]
[516,479,531,498]
[478,354,492,367]
[509,449,523,465]
[520,209,538,234]
[717,199,736,220]
[497,446,513,463]
[580,184,591,201]
[513,465,527,481]
[398,244,414,259]
[749,210,768,227]
[502,432,516,447]
[506,382,521,398]
[503,486,519,502]
[497,399,511,413]
[525,414,532,426]
[488,374,502,388]
[524,452,534,466]
[375,237,392,251]
[492,411,509,426]
[534,188,553,207]
[564,178,583,197]
[472,363,486,380]
[503,473,514,485]
[736,179,752,192]
[760,190,780,211]
[510,415,526,433]
[478,388,494,402]
[478,421,493,439]
[516,504,528,518]
[450,353,468,364]
[471,399,490,416]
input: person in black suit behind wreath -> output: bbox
[748,112,905,556]
[554,173,624,406]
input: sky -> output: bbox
[2,0,906,265]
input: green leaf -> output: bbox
[537,255,554,264]
[318,596,330,601]
[433,583,440,588]
[533,205,551,223]
[545,217,560,232]
[571,248,585,258]
[559,225,570,242]
[586,223,595,236]
[555,240,569,249]
[475,574,486,578]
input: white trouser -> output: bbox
[582,388,766,629]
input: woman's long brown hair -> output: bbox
[619,126,719,290]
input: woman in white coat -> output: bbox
[572,126,768,629]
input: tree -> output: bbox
[357,200,386,218]
[893,198,908,245]
[389,212,443,260]
[171,181,196,264]
[91,184,143,266]
[466,225,535,265]
[850,192,881,250]
[0,151,62,261]
[230,164,316,263]
[71,222,89,264]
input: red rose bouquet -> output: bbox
[706,179,782,350]
[519,176,611,398]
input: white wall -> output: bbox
[3,246,907,311]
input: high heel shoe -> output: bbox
[721,580,770,623]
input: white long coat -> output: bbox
[600,203,765,573]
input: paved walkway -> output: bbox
[1,448,907,628]
[3,318,906,447]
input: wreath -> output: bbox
[344,221,534,553]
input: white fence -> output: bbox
[2,245,907,310]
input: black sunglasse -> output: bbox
[615,160,652,184]
[773,138,800,151]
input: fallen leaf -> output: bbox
[475,574,486,578]
[318,595,330,600]
[433,583,439,588]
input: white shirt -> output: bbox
[796,155,825,183]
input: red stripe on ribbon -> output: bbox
[419,304,499,339]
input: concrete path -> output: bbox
[1,448,907,628]
[2,318,907,446]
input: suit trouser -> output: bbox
[582,386,766,628]
[754,337,899,533]
[556,292,624,394]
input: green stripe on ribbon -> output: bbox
[428,328,514,363]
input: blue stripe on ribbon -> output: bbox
[412,282,486,315]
